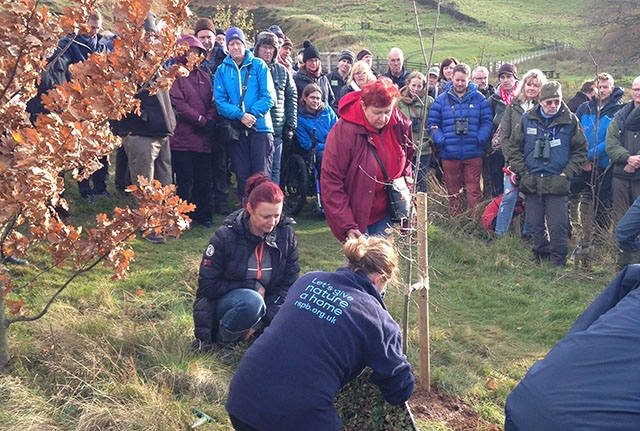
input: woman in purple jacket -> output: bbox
[169,35,217,227]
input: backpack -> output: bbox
[481,193,525,232]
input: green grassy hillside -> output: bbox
[195,0,595,69]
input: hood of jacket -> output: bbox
[586,86,625,116]
[444,80,481,103]
[337,90,398,133]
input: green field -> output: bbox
[0,0,629,429]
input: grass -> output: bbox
[0,0,625,428]
[0,167,619,429]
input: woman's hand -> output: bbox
[346,229,362,240]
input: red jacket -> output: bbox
[169,68,217,153]
[321,91,414,242]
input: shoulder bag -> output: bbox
[217,64,252,146]
[369,143,412,223]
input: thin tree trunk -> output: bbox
[0,295,9,369]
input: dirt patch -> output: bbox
[408,386,502,431]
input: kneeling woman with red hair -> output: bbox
[321,77,415,242]
[192,173,300,353]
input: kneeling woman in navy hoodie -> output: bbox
[226,235,415,431]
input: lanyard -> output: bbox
[254,242,265,280]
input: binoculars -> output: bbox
[455,118,469,136]
[534,133,551,160]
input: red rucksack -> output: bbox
[481,193,525,232]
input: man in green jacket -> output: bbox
[504,82,588,267]
[606,75,640,224]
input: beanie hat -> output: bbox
[194,18,215,36]
[177,34,207,54]
[498,63,517,79]
[356,49,372,61]
[144,12,157,33]
[282,36,293,48]
[539,81,563,102]
[225,27,245,47]
[268,25,285,40]
[215,27,225,36]
[428,66,439,77]
[339,50,355,64]
[302,40,320,62]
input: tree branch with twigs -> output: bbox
[0,0,193,369]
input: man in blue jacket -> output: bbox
[27,11,109,202]
[214,27,276,201]
[571,72,624,231]
[428,63,493,215]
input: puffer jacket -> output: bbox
[195,209,300,323]
[575,86,624,168]
[214,51,276,133]
[427,81,493,160]
[268,61,297,137]
[254,34,298,137]
[295,105,338,152]
[505,103,588,195]
[170,68,217,152]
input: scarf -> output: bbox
[500,82,519,106]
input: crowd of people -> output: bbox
[27,10,640,430]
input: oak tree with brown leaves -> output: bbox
[0,0,194,369]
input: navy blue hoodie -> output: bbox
[226,267,414,431]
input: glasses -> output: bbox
[542,99,561,107]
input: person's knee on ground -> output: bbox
[216,288,266,347]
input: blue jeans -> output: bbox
[615,194,640,252]
[495,173,530,237]
[495,173,518,236]
[271,136,283,185]
[366,214,393,238]
[216,288,266,334]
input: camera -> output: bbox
[534,133,551,160]
[455,118,469,135]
